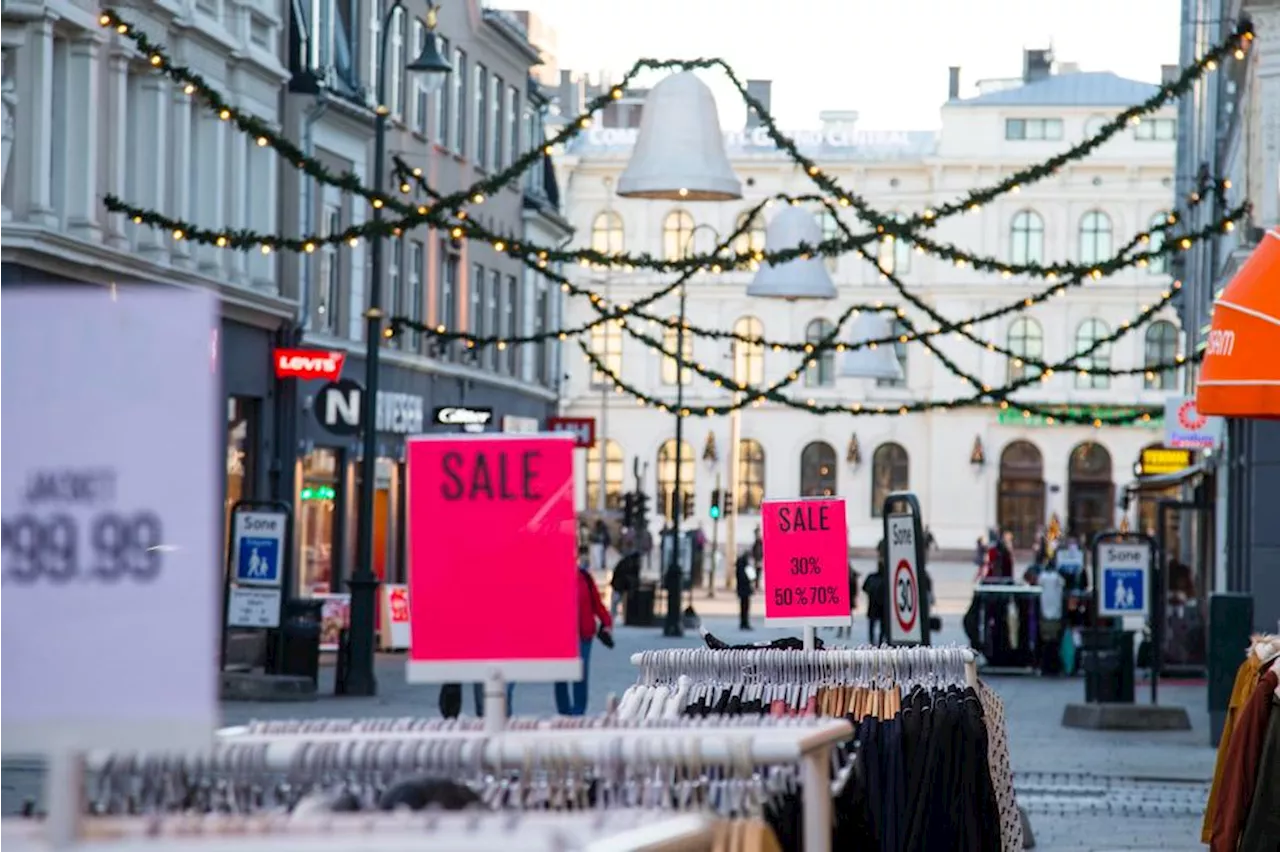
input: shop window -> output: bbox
[657,439,695,520]
[300,448,340,595]
[736,438,766,513]
[585,439,625,511]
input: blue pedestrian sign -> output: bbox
[1096,541,1150,618]
[232,510,286,588]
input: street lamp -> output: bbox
[616,70,741,637]
[347,0,452,697]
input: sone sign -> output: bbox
[1096,541,1150,618]
[760,497,850,627]
[885,514,923,644]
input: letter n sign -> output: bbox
[317,378,363,436]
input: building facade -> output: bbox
[556,58,1187,559]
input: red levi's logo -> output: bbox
[273,348,346,381]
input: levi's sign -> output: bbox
[274,348,345,382]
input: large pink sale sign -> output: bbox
[404,434,581,682]
[760,497,851,628]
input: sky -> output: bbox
[504,0,1184,130]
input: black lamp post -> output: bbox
[346,0,451,697]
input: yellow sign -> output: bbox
[1141,447,1192,476]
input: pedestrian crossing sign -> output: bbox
[1096,541,1150,618]
[231,510,286,588]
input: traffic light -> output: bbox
[623,492,637,527]
[709,488,722,520]
[723,491,734,516]
[636,491,651,528]
[681,490,695,519]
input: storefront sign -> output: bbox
[1,287,219,752]
[315,593,351,651]
[546,416,596,448]
[226,588,281,628]
[1163,397,1222,449]
[380,584,412,650]
[997,406,1160,428]
[274,348,346,381]
[760,497,850,628]
[315,381,425,436]
[1140,447,1193,476]
[502,415,540,433]
[404,434,580,682]
[433,406,493,433]
[378,392,425,434]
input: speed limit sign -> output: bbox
[885,513,924,644]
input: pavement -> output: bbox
[1,561,1220,850]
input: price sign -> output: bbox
[885,514,923,644]
[405,434,581,682]
[380,584,412,650]
[1,287,219,753]
[760,497,850,627]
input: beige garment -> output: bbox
[977,680,1024,852]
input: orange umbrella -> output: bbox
[1195,228,1280,419]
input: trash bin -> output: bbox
[1080,627,1135,704]
[625,581,657,627]
[278,598,323,685]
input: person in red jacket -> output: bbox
[555,547,613,715]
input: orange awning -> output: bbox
[1195,229,1280,419]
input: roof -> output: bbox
[953,72,1160,107]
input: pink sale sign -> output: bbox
[404,434,581,683]
[760,497,851,628]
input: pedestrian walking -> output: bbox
[735,551,754,630]
[863,543,886,645]
[589,519,611,574]
[609,549,640,622]
[751,527,764,589]
[555,547,613,716]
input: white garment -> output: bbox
[977,681,1024,852]
[1038,569,1065,620]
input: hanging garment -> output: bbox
[1211,665,1279,852]
[977,681,1024,852]
[1202,651,1264,841]
[1238,696,1280,852]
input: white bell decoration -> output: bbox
[840,312,904,381]
[617,72,742,201]
[746,206,838,300]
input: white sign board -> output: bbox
[227,587,283,628]
[885,514,923,644]
[232,511,285,587]
[1,287,219,752]
[380,583,412,650]
[1163,396,1222,449]
[1096,541,1151,619]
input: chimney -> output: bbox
[1022,48,1053,83]
[1161,64,1178,84]
[948,66,961,100]
[746,79,771,129]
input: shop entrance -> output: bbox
[997,440,1045,549]
[1067,442,1114,546]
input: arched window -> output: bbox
[871,442,909,517]
[804,319,835,387]
[734,211,766,256]
[997,441,1045,549]
[1067,441,1114,544]
[799,442,837,497]
[875,212,912,275]
[590,210,624,256]
[1009,210,1044,265]
[662,209,695,261]
[732,316,765,387]
[661,326,692,385]
[737,439,766,512]
[1074,318,1112,390]
[877,319,909,388]
[1078,210,1113,264]
[656,439,695,521]
[1147,211,1170,274]
[1006,317,1044,383]
[1144,320,1179,390]
[818,207,841,272]
[585,439,624,511]
[588,321,622,387]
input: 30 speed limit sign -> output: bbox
[885,514,923,644]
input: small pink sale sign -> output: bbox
[760,497,851,627]
[404,434,581,683]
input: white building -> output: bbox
[555,55,1187,555]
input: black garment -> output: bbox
[739,595,751,630]
[439,682,463,718]
[701,631,826,651]
[611,553,640,593]
[379,777,483,811]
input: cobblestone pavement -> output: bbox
[2,562,1223,850]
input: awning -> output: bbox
[1123,463,1206,495]
[1196,228,1280,419]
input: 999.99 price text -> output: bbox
[1,512,165,585]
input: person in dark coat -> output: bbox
[735,551,754,630]
[863,541,886,645]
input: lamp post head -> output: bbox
[839,312,904,381]
[407,8,452,95]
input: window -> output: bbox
[1078,210,1112,264]
[734,211,766,256]
[1147,212,1170,274]
[799,442,837,497]
[662,209,695,261]
[307,0,356,83]
[585,439,625,511]
[410,20,428,133]
[485,269,500,368]
[588,322,622,387]
[817,207,840,272]
[438,238,459,343]
[406,240,424,349]
[877,319,908,388]
[536,277,553,383]
[1007,317,1043,383]
[590,211,624,256]
[1009,210,1044,265]
[1084,115,1108,139]
[472,63,487,165]
[509,86,522,162]
[1005,117,1064,141]
[450,48,466,153]
[870,443,909,517]
[386,237,402,346]
[1074,318,1112,390]
[432,36,451,144]
[1134,118,1176,141]
[804,319,835,387]
[315,204,341,333]
[503,85,517,168]
[657,440,695,520]
[469,262,484,339]
[732,317,764,387]
[737,439,766,513]
[368,2,381,104]
[502,274,517,374]
[387,6,405,116]
[661,326,692,385]
[1144,321,1179,390]
[874,212,911,275]
[489,74,502,171]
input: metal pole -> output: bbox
[347,0,403,697]
[725,398,741,590]
[708,470,720,597]
[663,281,687,637]
[597,273,610,517]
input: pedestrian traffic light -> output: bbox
[709,488,722,519]
[681,490,695,519]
